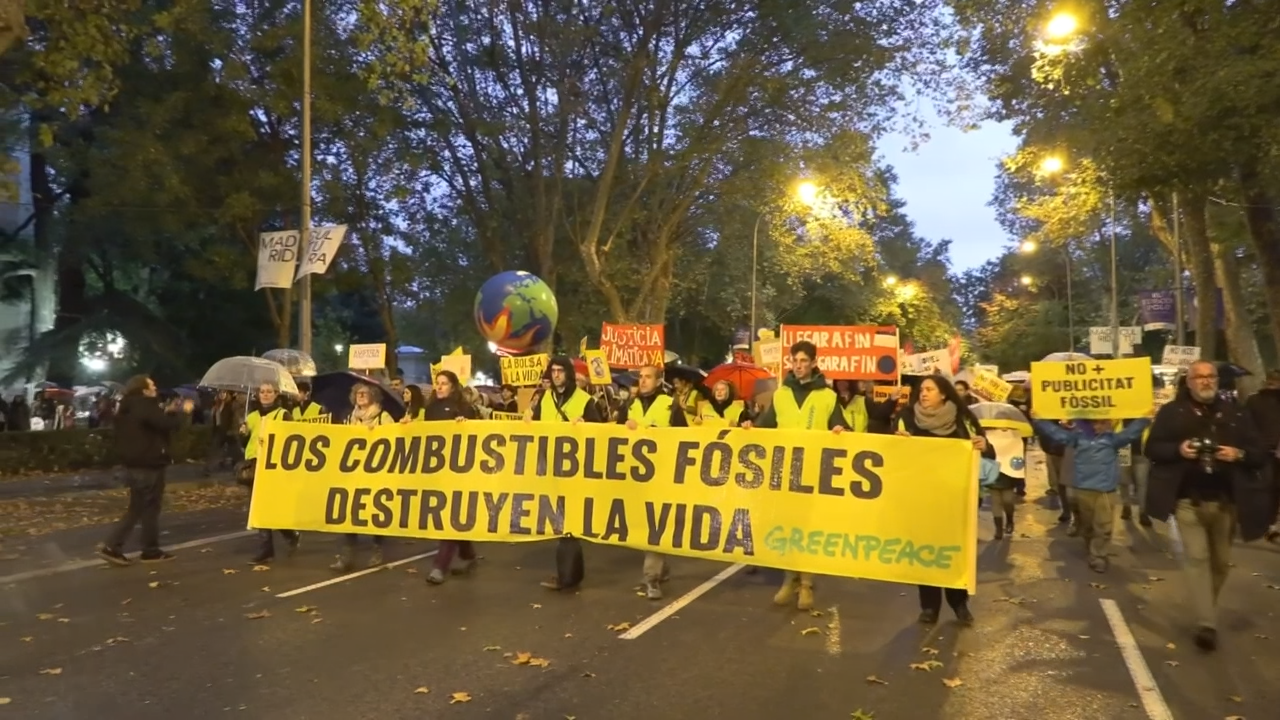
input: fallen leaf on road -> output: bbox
[801,627,821,635]
[606,622,632,632]
[0,698,9,704]
[252,565,270,572]
[512,651,534,665]
[851,711,875,720]
[530,603,542,609]
[200,548,213,553]
[1164,660,1179,667]
[921,647,939,656]
[1140,585,1152,590]
[942,677,964,688]
[1227,695,1242,702]
[405,567,419,574]
[1089,583,1107,590]
[56,618,69,623]
[1225,716,1244,720]
[120,598,131,605]
[413,687,430,694]
[310,616,323,624]
[483,645,501,651]
[20,636,32,642]
[581,671,596,678]
[528,658,551,668]
[38,668,62,675]
[1255,634,1269,640]
[35,613,54,620]
[244,610,271,620]
[148,581,162,589]
[565,716,576,720]
[865,675,888,685]
[222,569,238,575]
[564,633,573,638]
[1077,635,1090,639]
[260,587,271,593]
[1148,576,1165,582]
[294,606,317,613]
[1165,642,1176,650]
[909,661,943,671]
[448,692,472,704]
[809,610,823,617]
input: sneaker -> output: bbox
[139,551,175,563]
[1088,557,1108,573]
[367,548,385,568]
[426,568,446,585]
[1066,524,1080,538]
[644,581,663,600]
[1193,626,1217,651]
[918,609,939,625]
[95,544,132,567]
[954,605,974,626]
[1120,505,1133,521]
[329,552,354,573]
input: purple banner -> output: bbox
[1136,288,1223,332]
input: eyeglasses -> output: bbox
[1189,374,1218,382]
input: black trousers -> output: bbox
[555,537,585,588]
[104,467,166,552]
[918,585,969,613]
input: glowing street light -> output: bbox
[884,275,899,286]
[1020,240,1037,253]
[1045,12,1079,40]
[1039,155,1065,175]
[1020,275,1034,286]
[796,181,820,206]
[897,282,919,300]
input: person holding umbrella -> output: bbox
[242,381,299,565]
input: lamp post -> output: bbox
[750,181,821,337]
[297,0,314,354]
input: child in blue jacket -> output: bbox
[1031,413,1152,572]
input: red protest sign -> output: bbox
[779,325,900,381]
[600,323,665,369]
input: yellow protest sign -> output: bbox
[500,354,548,387]
[871,386,901,403]
[1030,357,1153,420]
[490,411,522,421]
[439,354,472,386]
[583,350,612,385]
[969,370,1011,403]
[297,413,332,424]
[248,420,979,590]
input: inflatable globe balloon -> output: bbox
[474,271,559,353]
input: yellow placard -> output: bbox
[249,420,979,590]
[500,354,549,387]
[970,370,1012,403]
[583,350,612,385]
[1030,357,1153,420]
[872,386,902,403]
[439,355,472,386]
[490,411,522,421]
[297,413,332,424]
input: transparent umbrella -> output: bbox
[262,348,318,377]
[969,401,1033,437]
[199,356,299,396]
[1041,352,1092,363]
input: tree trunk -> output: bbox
[1179,191,1218,360]
[1212,243,1263,397]
[1236,161,1280,360]
[27,120,57,385]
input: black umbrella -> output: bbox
[1216,361,1251,379]
[663,362,706,385]
[311,371,405,422]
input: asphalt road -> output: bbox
[2,495,1279,719]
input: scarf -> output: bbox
[708,396,736,417]
[349,403,383,429]
[912,400,958,436]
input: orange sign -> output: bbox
[779,325,900,381]
[600,323,665,369]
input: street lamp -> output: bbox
[1045,12,1079,40]
[884,275,899,286]
[1039,155,1065,176]
[1019,275,1034,286]
[1019,240,1037,253]
[751,181,824,335]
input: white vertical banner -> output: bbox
[295,225,348,281]
[255,230,302,290]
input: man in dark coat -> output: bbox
[1144,360,1269,651]
[96,375,193,566]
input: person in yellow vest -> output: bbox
[241,382,297,565]
[671,376,703,423]
[293,381,325,420]
[400,384,427,422]
[330,382,396,572]
[695,380,746,427]
[617,364,688,599]
[834,380,871,433]
[534,357,605,592]
[741,341,847,611]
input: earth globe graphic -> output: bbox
[473,271,559,353]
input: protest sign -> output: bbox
[297,413,332,424]
[779,325,900,381]
[901,349,951,377]
[1029,357,1153,420]
[500,354,548,387]
[600,323,664,369]
[969,370,1012,403]
[1160,345,1200,369]
[249,420,979,590]
[490,411,522,421]
[584,350,612,385]
[348,344,386,370]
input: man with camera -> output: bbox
[1144,360,1270,651]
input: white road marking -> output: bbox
[275,551,437,598]
[0,530,254,585]
[824,605,842,656]
[1098,598,1174,720]
[618,562,744,640]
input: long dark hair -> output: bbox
[909,373,986,437]
[404,384,427,416]
[427,371,462,404]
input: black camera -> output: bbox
[1187,437,1220,473]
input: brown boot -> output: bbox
[796,576,815,612]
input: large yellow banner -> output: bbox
[248,421,980,590]
[1030,357,1153,420]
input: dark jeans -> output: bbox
[433,540,476,570]
[918,585,969,613]
[341,533,384,547]
[104,467,166,552]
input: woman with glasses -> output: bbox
[330,382,396,572]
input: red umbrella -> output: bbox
[704,362,773,400]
